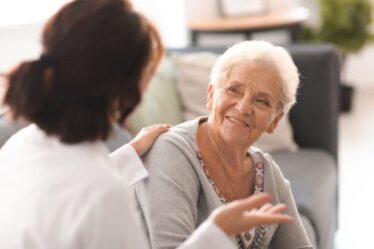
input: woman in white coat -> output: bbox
[0,0,292,248]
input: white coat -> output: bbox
[0,124,235,249]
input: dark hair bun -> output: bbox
[3,0,156,144]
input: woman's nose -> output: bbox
[235,97,253,114]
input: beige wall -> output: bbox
[133,0,188,47]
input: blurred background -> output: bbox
[0,1,373,248]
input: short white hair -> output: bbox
[210,40,299,113]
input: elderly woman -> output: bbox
[136,41,313,249]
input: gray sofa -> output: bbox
[275,44,338,249]
[170,44,339,249]
[0,43,339,249]
[272,44,339,249]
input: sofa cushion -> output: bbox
[171,51,298,153]
[172,52,216,120]
[126,56,184,133]
[272,149,337,249]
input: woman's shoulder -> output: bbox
[148,117,203,153]
[249,146,276,166]
[1,124,37,148]
[0,124,43,164]
[141,118,204,181]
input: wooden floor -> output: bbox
[335,88,374,249]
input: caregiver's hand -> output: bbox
[130,124,172,156]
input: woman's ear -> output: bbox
[266,112,284,133]
[206,84,214,111]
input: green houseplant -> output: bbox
[303,0,373,55]
[302,0,373,111]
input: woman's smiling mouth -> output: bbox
[226,115,251,128]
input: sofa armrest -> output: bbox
[286,44,340,162]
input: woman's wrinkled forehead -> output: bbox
[218,61,281,87]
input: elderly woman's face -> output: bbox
[207,63,284,147]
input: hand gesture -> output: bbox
[130,124,171,156]
[209,193,293,236]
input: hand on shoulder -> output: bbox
[130,124,171,156]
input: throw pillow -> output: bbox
[125,56,184,134]
[171,52,298,153]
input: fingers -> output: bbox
[258,203,287,214]
[130,124,172,156]
[147,124,171,137]
[209,193,292,236]
[267,203,287,214]
[258,203,272,213]
[244,213,293,225]
[228,193,271,213]
[156,124,172,131]
[138,124,171,138]
[244,203,293,226]
[142,124,171,132]
[231,194,292,226]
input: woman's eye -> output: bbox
[227,87,241,95]
[256,98,270,106]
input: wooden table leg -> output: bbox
[191,31,199,46]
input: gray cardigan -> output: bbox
[136,117,313,249]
